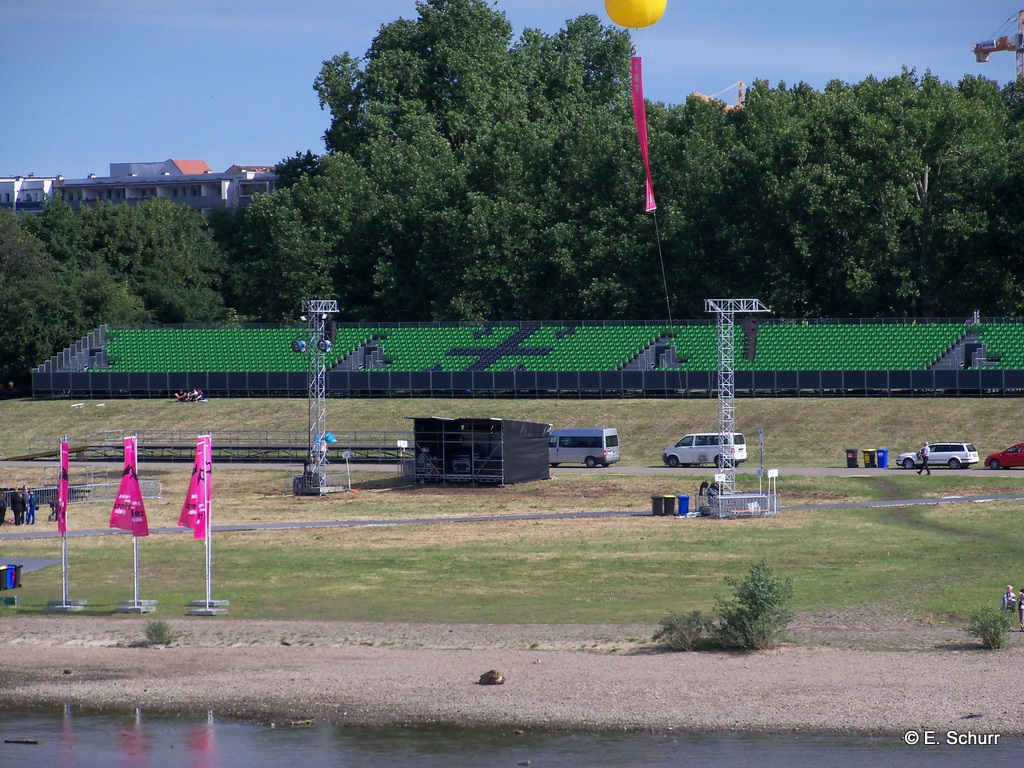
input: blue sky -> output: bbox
[2,0,1020,179]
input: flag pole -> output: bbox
[133,536,140,605]
[206,434,212,606]
[188,434,227,615]
[115,435,155,614]
[46,437,85,613]
[204,502,212,606]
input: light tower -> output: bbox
[705,299,768,494]
[293,299,338,496]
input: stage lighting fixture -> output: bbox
[292,339,306,353]
[317,338,333,353]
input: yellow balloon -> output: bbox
[604,0,667,29]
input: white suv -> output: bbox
[663,433,747,468]
[896,442,979,470]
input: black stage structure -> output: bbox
[410,417,550,485]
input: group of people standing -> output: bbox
[0,486,37,526]
[1001,585,1024,630]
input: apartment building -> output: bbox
[0,175,62,213]
[60,159,277,215]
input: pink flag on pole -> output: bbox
[109,436,149,537]
[179,436,210,539]
[630,56,658,213]
[57,440,69,536]
[202,435,212,536]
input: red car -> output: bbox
[984,443,1024,469]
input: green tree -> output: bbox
[0,212,67,385]
[25,199,148,335]
[304,1,651,321]
[79,200,227,322]
[223,153,375,321]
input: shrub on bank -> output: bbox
[655,560,794,652]
[652,610,714,651]
[965,604,1014,649]
[145,618,176,646]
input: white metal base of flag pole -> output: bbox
[186,522,228,615]
[45,536,86,613]
[186,601,229,616]
[116,600,157,614]
[116,536,156,613]
[46,601,87,612]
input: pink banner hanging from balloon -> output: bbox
[631,56,657,213]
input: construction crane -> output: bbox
[689,81,746,112]
[973,10,1024,81]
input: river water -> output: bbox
[1,707,1021,767]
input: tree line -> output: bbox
[3,0,1023,386]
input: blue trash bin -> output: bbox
[876,448,888,469]
[677,494,690,516]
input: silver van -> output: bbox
[549,427,621,468]
[663,432,747,468]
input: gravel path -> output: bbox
[1,614,1023,735]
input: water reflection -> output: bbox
[1,707,1021,768]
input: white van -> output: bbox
[663,433,747,468]
[549,427,621,468]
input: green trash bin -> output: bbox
[862,449,877,468]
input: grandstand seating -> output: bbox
[33,319,1024,397]
[95,321,1024,375]
[735,322,965,371]
[976,323,1024,369]
[104,326,372,373]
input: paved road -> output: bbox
[551,464,1024,478]
[8,458,1022,478]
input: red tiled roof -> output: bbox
[170,159,212,175]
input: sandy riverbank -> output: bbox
[0,615,1021,735]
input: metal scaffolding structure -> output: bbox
[295,299,339,496]
[705,299,770,496]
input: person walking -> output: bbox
[917,442,931,475]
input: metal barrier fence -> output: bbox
[32,367,1024,399]
[1,478,162,511]
[19,430,415,464]
[698,491,779,519]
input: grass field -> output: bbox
[1,396,1022,626]
[0,395,1019,466]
